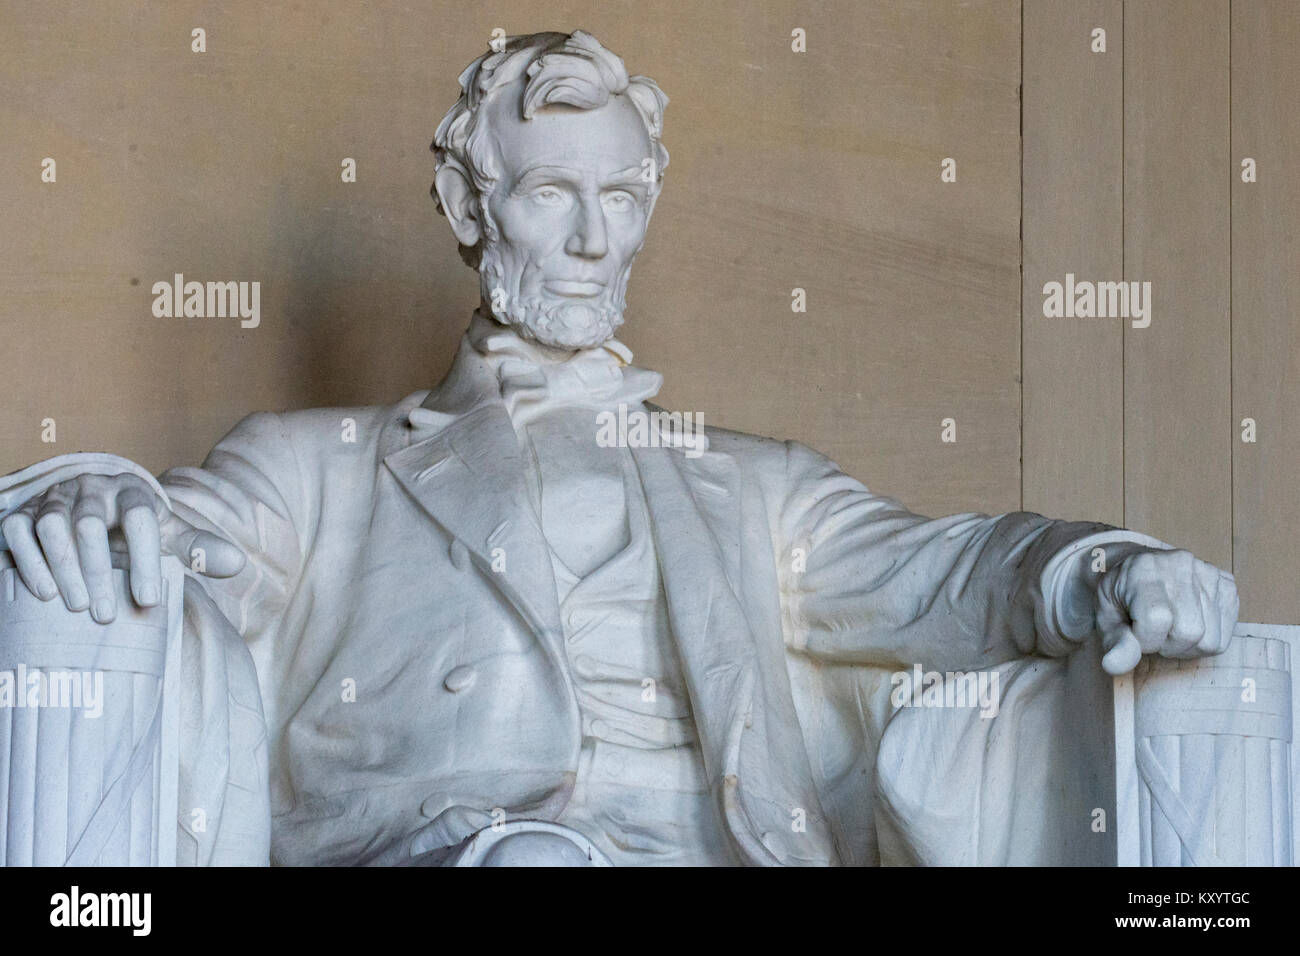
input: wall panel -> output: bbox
[1122,0,1233,570]
[1231,0,1300,622]
[1023,0,1125,526]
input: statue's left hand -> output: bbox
[1094,548,1239,676]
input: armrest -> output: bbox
[0,551,185,866]
[874,622,1296,866]
[1114,624,1295,866]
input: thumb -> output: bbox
[160,514,246,577]
[1095,564,1135,673]
[1101,623,1143,675]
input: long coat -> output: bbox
[157,335,1138,866]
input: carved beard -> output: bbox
[477,239,631,351]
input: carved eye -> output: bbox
[532,186,566,207]
[602,191,635,212]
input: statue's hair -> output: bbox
[432,31,670,266]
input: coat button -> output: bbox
[449,539,470,570]
[443,665,477,692]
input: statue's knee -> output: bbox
[478,830,596,867]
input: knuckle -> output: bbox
[41,481,77,506]
[77,474,113,497]
[118,489,162,520]
[0,513,28,537]
[34,510,68,536]
[73,513,107,537]
[71,495,108,523]
[1131,551,1159,571]
[1140,602,1174,631]
[115,473,155,498]
[34,490,67,513]
[121,501,158,526]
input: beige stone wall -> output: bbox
[2,1,1295,619]
[1023,0,1300,622]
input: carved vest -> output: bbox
[523,409,737,864]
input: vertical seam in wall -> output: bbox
[1019,0,1025,513]
[1121,0,1127,530]
[1228,1,1235,574]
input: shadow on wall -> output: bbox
[264,186,468,414]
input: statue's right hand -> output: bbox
[0,472,245,624]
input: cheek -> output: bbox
[493,201,566,258]
[609,214,649,260]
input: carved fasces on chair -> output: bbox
[0,552,184,866]
[1114,625,1294,866]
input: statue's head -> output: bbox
[432,31,669,351]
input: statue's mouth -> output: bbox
[543,280,604,298]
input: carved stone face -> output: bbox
[476,91,655,350]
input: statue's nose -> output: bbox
[565,199,608,259]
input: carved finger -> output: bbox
[74,514,116,624]
[1,511,58,601]
[1094,566,1129,632]
[34,495,89,611]
[1216,572,1239,654]
[118,483,163,607]
[1163,576,1206,658]
[1127,579,1175,653]
[1101,623,1143,676]
[159,516,246,578]
[1191,580,1221,658]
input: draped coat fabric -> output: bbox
[146,336,1155,865]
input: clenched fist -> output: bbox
[1093,548,1239,675]
[0,472,245,623]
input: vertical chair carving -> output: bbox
[1114,624,1295,866]
[0,553,184,866]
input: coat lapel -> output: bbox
[631,441,838,866]
[384,389,564,667]
[631,442,748,764]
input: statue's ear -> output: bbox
[434,164,483,250]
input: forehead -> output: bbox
[483,91,652,180]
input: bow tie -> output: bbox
[468,311,663,428]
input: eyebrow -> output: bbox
[509,164,650,195]
[602,166,649,188]
[510,166,582,195]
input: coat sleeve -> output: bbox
[775,440,1174,671]
[158,411,309,690]
[0,413,305,865]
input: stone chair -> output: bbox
[0,553,1293,866]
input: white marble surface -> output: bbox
[0,31,1255,866]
